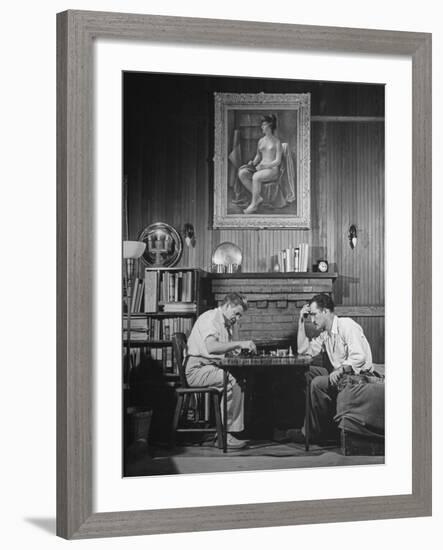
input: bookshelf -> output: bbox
[124,268,211,376]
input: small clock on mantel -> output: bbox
[316,260,329,273]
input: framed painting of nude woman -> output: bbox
[213,92,311,229]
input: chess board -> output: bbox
[219,354,312,368]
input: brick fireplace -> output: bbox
[210,272,337,345]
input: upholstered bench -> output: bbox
[335,367,385,456]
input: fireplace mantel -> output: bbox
[209,272,337,343]
[209,272,337,280]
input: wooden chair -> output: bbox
[170,333,224,449]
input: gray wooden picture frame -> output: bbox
[57,10,432,539]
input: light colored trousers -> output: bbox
[186,363,244,432]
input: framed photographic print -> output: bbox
[57,10,431,540]
[213,92,311,228]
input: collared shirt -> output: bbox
[186,307,232,370]
[306,316,373,374]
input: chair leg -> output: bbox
[341,428,347,455]
[213,393,224,449]
[171,394,184,448]
[182,393,191,422]
[305,372,311,451]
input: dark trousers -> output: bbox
[305,366,339,440]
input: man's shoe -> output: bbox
[286,428,306,444]
[226,433,247,449]
[273,428,290,443]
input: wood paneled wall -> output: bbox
[124,74,385,362]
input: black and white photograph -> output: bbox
[122,71,385,477]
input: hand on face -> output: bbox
[300,303,311,320]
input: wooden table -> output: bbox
[219,354,313,453]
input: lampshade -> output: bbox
[123,240,146,259]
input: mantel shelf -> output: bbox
[208,272,338,279]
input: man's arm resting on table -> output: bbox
[205,336,256,355]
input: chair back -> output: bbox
[171,332,188,387]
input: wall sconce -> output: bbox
[348,225,357,249]
[183,223,196,248]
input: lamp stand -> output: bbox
[124,258,135,388]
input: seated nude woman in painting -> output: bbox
[238,114,283,214]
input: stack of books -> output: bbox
[123,314,148,340]
[163,302,196,313]
[277,243,309,272]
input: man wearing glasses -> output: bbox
[294,293,374,443]
[186,293,256,449]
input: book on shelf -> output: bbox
[299,243,309,272]
[168,273,175,303]
[144,270,159,312]
[174,271,182,302]
[294,247,300,272]
[147,318,161,340]
[149,345,175,374]
[130,278,139,312]
[135,279,144,312]
[285,248,293,271]
[165,346,173,373]
[186,394,211,423]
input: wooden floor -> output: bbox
[124,438,384,477]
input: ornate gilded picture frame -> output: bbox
[213,92,311,229]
